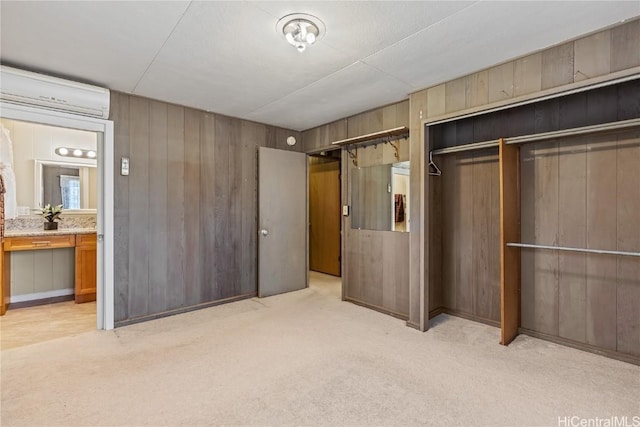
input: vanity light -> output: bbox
[286,136,297,146]
[55,147,98,159]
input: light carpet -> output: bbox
[1,272,638,426]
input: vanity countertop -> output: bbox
[5,228,97,238]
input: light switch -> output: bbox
[342,205,350,216]
[121,157,130,176]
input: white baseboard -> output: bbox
[10,288,74,303]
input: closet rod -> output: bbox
[506,243,640,257]
[504,118,640,145]
[431,139,499,156]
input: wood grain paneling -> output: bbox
[585,134,617,351]
[166,104,185,310]
[111,93,300,324]
[456,154,474,314]
[240,121,263,295]
[183,108,202,308]
[445,77,467,114]
[541,43,574,90]
[302,120,347,153]
[610,19,640,73]
[309,157,341,276]
[426,85,445,119]
[411,91,428,328]
[557,139,587,343]
[343,128,411,319]
[473,149,495,319]
[111,92,130,321]
[574,30,611,81]
[128,96,150,318]
[533,141,560,336]
[514,53,542,97]
[75,233,97,304]
[429,166,443,313]
[488,63,514,103]
[466,71,489,108]
[437,149,501,324]
[499,139,520,345]
[148,100,168,313]
[519,131,640,358]
[616,131,640,357]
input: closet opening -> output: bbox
[308,149,342,297]
[425,78,640,364]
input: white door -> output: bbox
[258,147,307,297]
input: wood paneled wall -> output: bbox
[429,150,501,324]
[302,100,409,153]
[300,18,639,332]
[520,130,640,357]
[412,18,640,328]
[302,101,411,318]
[344,139,410,318]
[110,92,300,325]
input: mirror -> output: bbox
[35,160,97,210]
[351,161,410,232]
[0,117,98,214]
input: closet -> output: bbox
[427,79,640,363]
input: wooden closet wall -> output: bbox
[519,129,639,357]
[429,149,501,325]
[344,140,410,319]
[427,79,640,362]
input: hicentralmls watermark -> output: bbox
[558,416,640,427]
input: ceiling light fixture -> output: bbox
[276,13,325,53]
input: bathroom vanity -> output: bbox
[2,229,97,307]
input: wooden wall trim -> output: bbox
[114,292,256,328]
[418,128,429,331]
[344,297,409,321]
[519,328,640,366]
[423,68,640,126]
[499,138,521,345]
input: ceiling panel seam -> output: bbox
[130,0,193,94]
[354,1,480,65]
[245,60,366,115]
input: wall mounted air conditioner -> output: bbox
[0,65,110,119]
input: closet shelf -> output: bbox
[330,126,409,147]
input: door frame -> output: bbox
[306,149,343,301]
[0,101,115,330]
[307,152,342,277]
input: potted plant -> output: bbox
[41,204,63,230]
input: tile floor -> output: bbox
[0,301,96,350]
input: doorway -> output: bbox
[308,150,341,277]
[0,118,99,348]
[0,102,114,331]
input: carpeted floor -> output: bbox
[1,272,638,426]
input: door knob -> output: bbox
[260,229,269,236]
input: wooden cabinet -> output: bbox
[0,232,97,312]
[75,233,96,304]
[4,234,75,251]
